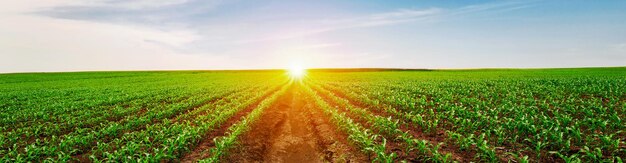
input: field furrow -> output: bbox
[223,83,368,162]
[180,83,287,162]
[1,68,624,162]
[315,81,481,162]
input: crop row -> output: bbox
[307,70,626,162]
[0,71,288,162]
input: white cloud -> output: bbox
[0,0,85,13]
[454,1,530,14]
[370,8,442,20]
[0,0,187,13]
[0,2,221,73]
[235,8,442,44]
[96,0,191,10]
[2,0,620,72]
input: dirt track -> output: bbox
[225,83,367,162]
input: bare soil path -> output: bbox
[225,83,367,162]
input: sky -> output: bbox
[1,0,625,73]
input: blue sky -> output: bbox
[1,0,625,72]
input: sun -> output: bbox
[287,65,306,79]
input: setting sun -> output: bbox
[287,65,306,79]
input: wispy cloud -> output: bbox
[235,8,442,43]
[292,43,342,50]
[345,8,443,28]
[370,8,441,20]
[235,1,537,44]
[32,1,533,47]
[7,0,621,73]
[36,0,224,27]
[452,1,533,15]
[94,0,192,10]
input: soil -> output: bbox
[224,83,368,163]
[179,86,282,162]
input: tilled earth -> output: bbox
[224,84,367,162]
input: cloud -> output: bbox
[233,1,534,44]
[235,8,442,44]
[0,1,226,73]
[94,0,192,10]
[10,0,612,73]
[34,0,224,27]
[28,0,528,47]
[370,8,441,20]
[454,1,532,14]
[292,43,342,50]
[348,8,443,27]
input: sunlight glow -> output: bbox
[288,65,306,79]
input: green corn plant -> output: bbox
[475,137,497,162]
[550,152,581,163]
[371,138,397,163]
[431,143,453,163]
[580,146,603,162]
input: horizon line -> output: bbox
[2,66,625,75]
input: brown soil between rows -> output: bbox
[224,83,368,163]
[179,86,282,162]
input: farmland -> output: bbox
[1,68,625,162]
